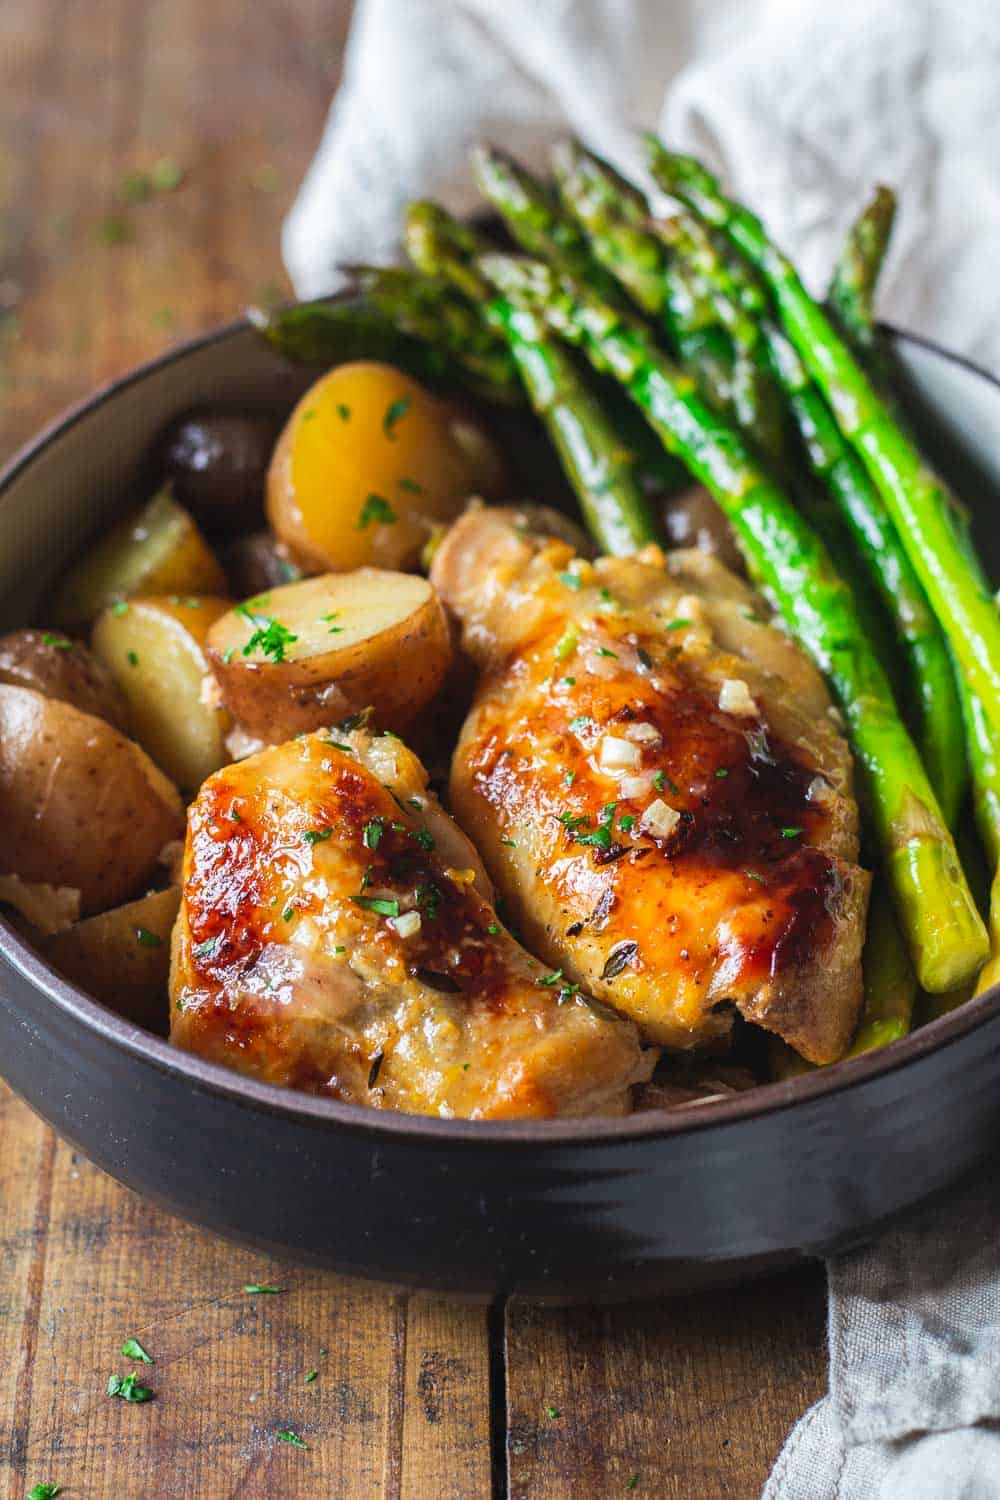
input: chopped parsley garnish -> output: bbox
[412,827,435,851]
[222,646,236,664]
[334,945,346,954]
[562,676,576,687]
[321,611,344,633]
[487,923,499,935]
[111,599,129,615]
[558,812,589,834]
[745,869,765,883]
[499,837,517,847]
[599,587,617,607]
[135,928,162,948]
[42,633,72,649]
[244,1284,284,1294]
[28,1486,62,1499]
[282,906,295,922]
[573,802,618,852]
[596,646,618,658]
[564,771,575,787]
[715,768,729,778]
[304,828,332,845]
[322,739,353,751]
[305,1370,318,1383]
[627,1477,638,1491]
[398,477,423,493]
[276,1429,307,1449]
[336,403,351,422]
[546,1406,561,1419]
[538,969,581,1004]
[352,895,400,918]
[568,715,589,733]
[229,808,242,823]
[619,814,636,832]
[416,883,442,920]
[236,604,298,663]
[554,631,577,661]
[559,571,582,590]
[193,937,219,960]
[362,818,385,850]
[382,395,411,437]
[107,1372,153,1403]
[781,827,803,838]
[127,650,139,667]
[357,493,397,529]
[120,1338,153,1364]
[169,595,201,608]
[538,969,564,987]
[664,618,692,632]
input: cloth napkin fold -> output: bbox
[283,3,1000,1494]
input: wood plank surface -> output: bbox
[0,2,828,1496]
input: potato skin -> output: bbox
[156,408,279,535]
[42,886,180,1031]
[91,594,233,792]
[0,628,130,730]
[222,531,303,599]
[0,684,183,913]
[205,570,452,741]
[267,362,507,574]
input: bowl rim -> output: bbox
[2,308,999,1149]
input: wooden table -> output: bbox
[0,4,827,1494]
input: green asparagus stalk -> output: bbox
[478,251,987,991]
[405,202,659,555]
[827,185,896,368]
[249,297,479,391]
[846,881,917,1053]
[643,139,1000,742]
[348,265,521,398]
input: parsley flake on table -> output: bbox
[107,1372,153,1402]
[357,493,397,529]
[244,1284,285,1294]
[277,1429,308,1449]
[28,1486,62,1500]
[382,395,410,437]
[546,1405,561,1419]
[120,1337,153,1363]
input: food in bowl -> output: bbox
[3,138,998,1121]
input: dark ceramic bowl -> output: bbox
[2,316,1000,1302]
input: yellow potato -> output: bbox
[205,570,452,741]
[92,594,233,793]
[267,362,507,573]
[53,486,226,629]
[0,684,183,914]
[43,886,180,1031]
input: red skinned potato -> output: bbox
[205,570,452,742]
[0,684,184,914]
[0,628,130,730]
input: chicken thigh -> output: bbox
[170,724,651,1116]
[433,506,869,1062]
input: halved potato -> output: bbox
[0,628,130,730]
[267,361,507,573]
[92,594,233,792]
[42,886,180,1030]
[205,570,452,741]
[53,486,226,629]
[0,685,184,913]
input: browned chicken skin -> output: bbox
[170,725,651,1117]
[433,507,869,1063]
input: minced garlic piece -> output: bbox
[640,799,681,839]
[388,910,422,938]
[599,735,642,772]
[718,678,759,717]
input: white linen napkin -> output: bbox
[283,4,1000,1495]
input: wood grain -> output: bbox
[0,1,827,1495]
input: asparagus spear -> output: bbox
[846,881,917,1053]
[479,251,987,990]
[405,202,659,555]
[643,139,1000,741]
[827,185,896,368]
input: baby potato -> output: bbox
[53,486,227,630]
[222,531,303,599]
[267,362,507,573]
[205,570,452,741]
[0,684,183,914]
[43,886,180,1031]
[0,628,130,730]
[91,594,233,793]
[156,407,280,536]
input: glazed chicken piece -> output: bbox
[170,725,651,1117]
[432,507,870,1063]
